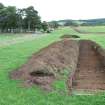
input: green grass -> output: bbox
[80,34,105,48]
[52,69,70,95]
[0,33,29,41]
[0,27,105,105]
[78,26,105,32]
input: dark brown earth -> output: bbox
[72,40,105,91]
[61,34,80,39]
[10,39,79,91]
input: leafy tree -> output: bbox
[64,21,73,26]
[0,5,17,32]
[0,3,4,9]
[16,9,24,32]
[23,6,41,31]
[49,21,59,29]
[0,3,42,33]
[42,21,48,32]
[6,6,17,31]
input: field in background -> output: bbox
[78,26,105,32]
[0,26,105,105]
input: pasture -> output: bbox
[77,26,105,33]
[0,26,105,105]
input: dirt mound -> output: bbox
[70,40,105,91]
[10,39,79,91]
[10,39,105,92]
[61,34,80,39]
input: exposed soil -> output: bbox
[72,40,105,91]
[10,39,79,91]
[10,38,105,92]
[61,34,80,39]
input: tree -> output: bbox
[0,3,4,9]
[64,21,73,26]
[0,5,17,32]
[42,21,48,32]
[23,6,41,31]
[6,6,17,32]
[49,21,59,29]
[16,9,26,32]
[0,3,42,33]
[0,3,5,31]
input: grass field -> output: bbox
[78,26,105,33]
[0,26,105,105]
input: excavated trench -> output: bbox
[72,40,105,91]
[10,39,105,92]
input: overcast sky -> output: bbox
[0,0,105,21]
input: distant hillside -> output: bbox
[51,18,105,26]
[80,18,105,25]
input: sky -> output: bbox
[0,0,105,21]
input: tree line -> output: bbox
[0,3,55,33]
